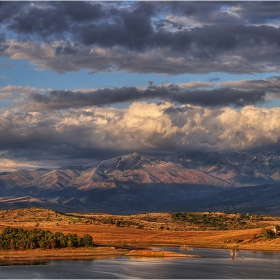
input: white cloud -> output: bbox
[0,85,47,103]
[1,102,280,167]
[0,85,45,94]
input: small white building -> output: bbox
[272,226,280,235]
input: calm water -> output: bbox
[1,247,280,279]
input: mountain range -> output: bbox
[1,151,280,214]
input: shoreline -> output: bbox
[0,246,202,263]
[0,241,280,264]
[0,247,129,263]
[137,243,280,252]
[2,226,280,260]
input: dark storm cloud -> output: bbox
[8,1,154,50]
[164,1,280,25]
[233,1,280,24]
[74,2,154,51]
[25,85,266,111]
[28,87,144,110]
[11,2,279,54]
[59,1,105,22]
[2,1,280,74]
[223,76,280,94]
[8,1,280,41]
[161,1,243,25]
[8,2,105,39]
[0,1,27,23]
[149,24,274,54]
[169,88,265,107]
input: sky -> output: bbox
[2,1,280,171]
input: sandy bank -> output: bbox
[0,246,203,263]
[0,246,129,262]
[126,249,201,258]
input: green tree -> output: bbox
[83,234,93,247]
[262,227,274,239]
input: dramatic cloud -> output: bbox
[164,2,280,26]
[222,76,280,96]
[2,2,280,74]
[2,2,280,169]
[4,78,278,112]
[0,155,52,172]
[21,85,265,111]
[1,102,280,167]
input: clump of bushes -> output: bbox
[261,227,274,239]
[0,227,94,250]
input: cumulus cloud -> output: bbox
[2,2,280,169]
[1,102,280,167]
[2,2,280,74]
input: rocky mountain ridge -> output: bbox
[1,151,280,214]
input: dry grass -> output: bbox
[0,246,129,262]
[1,207,280,252]
[126,249,201,258]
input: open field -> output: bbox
[5,224,279,251]
[1,207,280,255]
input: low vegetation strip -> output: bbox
[126,250,201,258]
[0,247,130,262]
[171,212,269,230]
[0,227,94,250]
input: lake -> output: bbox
[1,247,280,279]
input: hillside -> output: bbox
[0,207,278,231]
[1,208,280,252]
[1,151,280,214]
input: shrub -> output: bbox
[0,227,94,250]
[262,227,274,239]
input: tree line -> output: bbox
[171,212,258,230]
[0,227,94,250]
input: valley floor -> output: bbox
[1,207,280,261]
[1,224,280,252]
[40,225,280,251]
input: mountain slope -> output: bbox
[0,151,280,213]
[168,184,280,216]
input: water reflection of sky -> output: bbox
[1,248,280,279]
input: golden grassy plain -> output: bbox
[1,207,280,255]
